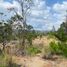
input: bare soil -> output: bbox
[12,54,67,67]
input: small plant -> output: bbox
[42,46,52,59]
[26,46,41,56]
[0,54,19,67]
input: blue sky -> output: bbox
[0,0,67,31]
[46,0,67,6]
[4,0,12,2]
[5,0,67,6]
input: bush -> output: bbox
[58,42,67,57]
[50,41,61,55]
[42,46,52,59]
[0,54,8,67]
[0,54,19,67]
[54,22,67,42]
[50,41,67,57]
[26,46,41,56]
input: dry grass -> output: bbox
[33,36,58,47]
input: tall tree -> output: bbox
[15,0,33,47]
[0,22,13,51]
[54,11,67,42]
[7,0,33,55]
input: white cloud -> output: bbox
[28,0,67,31]
[0,0,67,31]
[0,0,21,15]
[53,2,67,12]
[52,1,67,29]
[27,0,53,30]
[0,0,3,2]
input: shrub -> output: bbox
[54,22,67,42]
[58,42,67,57]
[50,41,67,57]
[50,41,61,55]
[42,46,52,59]
[0,54,7,67]
[26,46,41,56]
[0,54,19,67]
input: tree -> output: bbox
[54,11,67,42]
[16,0,33,47]
[6,0,33,55]
[52,26,55,32]
[0,12,12,51]
[26,25,34,45]
[0,22,13,51]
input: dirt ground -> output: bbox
[1,36,67,67]
[12,54,67,67]
[9,36,67,67]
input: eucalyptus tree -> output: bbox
[6,0,33,55]
[26,25,36,46]
[0,12,13,51]
[54,11,67,42]
[0,22,13,51]
[14,0,33,46]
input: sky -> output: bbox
[0,0,67,31]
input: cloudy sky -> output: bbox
[0,0,67,31]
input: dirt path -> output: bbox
[12,54,67,67]
[12,55,56,67]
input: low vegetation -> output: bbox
[49,41,67,57]
[0,53,19,67]
[26,45,41,56]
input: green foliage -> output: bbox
[0,22,13,43]
[58,42,67,57]
[26,46,41,56]
[50,41,61,54]
[0,54,19,67]
[54,22,67,42]
[0,22,13,51]
[26,30,37,45]
[50,41,67,57]
[0,54,9,67]
[55,29,67,42]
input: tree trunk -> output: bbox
[22,37,25,55]
[19,37,25,56]
[29,39,32,46]
[2,42,6,52]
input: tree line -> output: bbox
[0,0,37,55]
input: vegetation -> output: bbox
[49,41,67,57]
[26,46,41,56]
[0,22,13,51]
[0,54,19,67]
[0,0,67,67]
